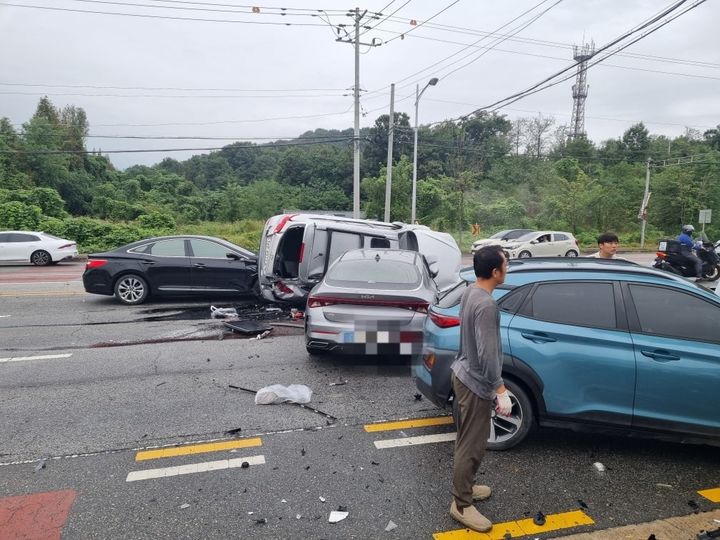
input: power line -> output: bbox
[0,2,330,25]
[382,0,461,44]
[0,137,354,155]
[446,0,706,122]
[359,0,412,37]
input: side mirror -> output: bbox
[429,262,440,278]
[425,254,439,265]
[226,252,241,260]
[530,240,538,245]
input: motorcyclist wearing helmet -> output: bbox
[676,224,702,278]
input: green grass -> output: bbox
[175,220,264,252]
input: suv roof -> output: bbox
[279,213,403,231]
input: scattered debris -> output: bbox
[688,500,700,514]
[33,460,46,472]
[281,499,287,503]
[714,519,720,524]
[414,393,423,401]
[385,520,397,532]
[255,384,313,405]
[697,529,720,540]
[210,306,238,319]
[241,462,250,469]
[592,462,606,472]
[533,511,546,526]
[248,512,254,515]
[296,514,302,520]
[301,448,306,456]
[256,329,272,340]
[255,518,268,525]
[179,503,190,509]
[371,461,380,466]
[305,466,311,471]
[328,510,348,523]
[577,499,588,509]
[319,497,326,503]
[329,380,348,387]
[224,427,242,436]
[647,534,657,540]
[224,320,272,335]
[655,483,673,489]
[155,381,167,387]
[337,505,348,512]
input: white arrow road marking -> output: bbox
[126,455,266,482]
[0,353,73,363]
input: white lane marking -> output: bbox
[0,315,11,318]
[0,353,73,363]
[125,455,266,482]
[374,432,457,449]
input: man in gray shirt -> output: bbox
[449,245,512,532]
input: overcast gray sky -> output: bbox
[1,0,718,169]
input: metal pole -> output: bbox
[411,84,419,224]
[384,83,395,223]
[352,7,361,219]
[640,158,651,248]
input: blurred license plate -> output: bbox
[342,331,423,344]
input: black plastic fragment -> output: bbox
[241,462,250,469]
[577,499,588,509]
[688,499,700,513]
[255,518,268,525]
[224,320,273,335]
[337,505,348,512]
[225,427,242,435]
[533,511,546,526]
[414,393,422,401]
[697,527,720,539]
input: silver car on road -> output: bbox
[305,249,439,356]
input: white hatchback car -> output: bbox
[501,231,579,259]
[0,231,78,265]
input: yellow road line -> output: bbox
[433,509,594,539]
[698,487,720,503]
[135,438,262,461]
[364,416,454,433]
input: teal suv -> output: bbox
[415,258,720,450]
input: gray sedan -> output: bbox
[304,249,439,356]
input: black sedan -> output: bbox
[83,235,259,305]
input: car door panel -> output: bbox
[624,283,720,434]
[140,239,191,291]
[189,238,254,292]
[507,281,635,424]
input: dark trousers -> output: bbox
[451,374,493,508]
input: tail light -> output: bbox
[423,351,436,371]
[275,281,294,294]
[429,310,461,328]
[298,243,305,264]
[59,243,76,249]
[307,295,428,313]
[86,259,107,270]
[655,251,667,259]
[273,214,297,234]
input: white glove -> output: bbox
[495,390,513,417]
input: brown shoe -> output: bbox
[449,500,492,532]
[472,485,492,501]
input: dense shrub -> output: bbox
[0,201,42,229]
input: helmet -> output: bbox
[681,224,695,234]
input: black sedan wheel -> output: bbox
[114,274,149,305]
[31,250,52,266]
[452,379,533,451]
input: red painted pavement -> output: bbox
[0,263,84,284]
[0,489,77,540]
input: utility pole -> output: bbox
[335,8,380,219]
[639,158,652,248]
[353,8,361,218]
[384,83,395,223]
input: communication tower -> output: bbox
[569,41,594,140]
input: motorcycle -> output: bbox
[653,239,720,281]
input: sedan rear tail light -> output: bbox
[58,243,76,249]
[429,310,461,328]
[307,295,428,313]
[655,251,667,259]
[86,259,107,270]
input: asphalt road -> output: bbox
[1,259,719,539]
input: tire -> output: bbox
[703,264,720,282]
[30,250,52,266]
[518,250,532,259]
[114,274,149,305]
[565,250,579,257]
[452,378,534,451]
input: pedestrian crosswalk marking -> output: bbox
[126,455,265,482]
[374,432,456,449]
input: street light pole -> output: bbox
[411,77,438,224]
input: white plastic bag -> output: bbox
[255,384,313,405]
[210,305,238,319]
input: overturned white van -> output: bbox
[257,213,462,304]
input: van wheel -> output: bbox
[452,379,533,451]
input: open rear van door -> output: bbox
[400,227,461,290]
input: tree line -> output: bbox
[1,96,719,252]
